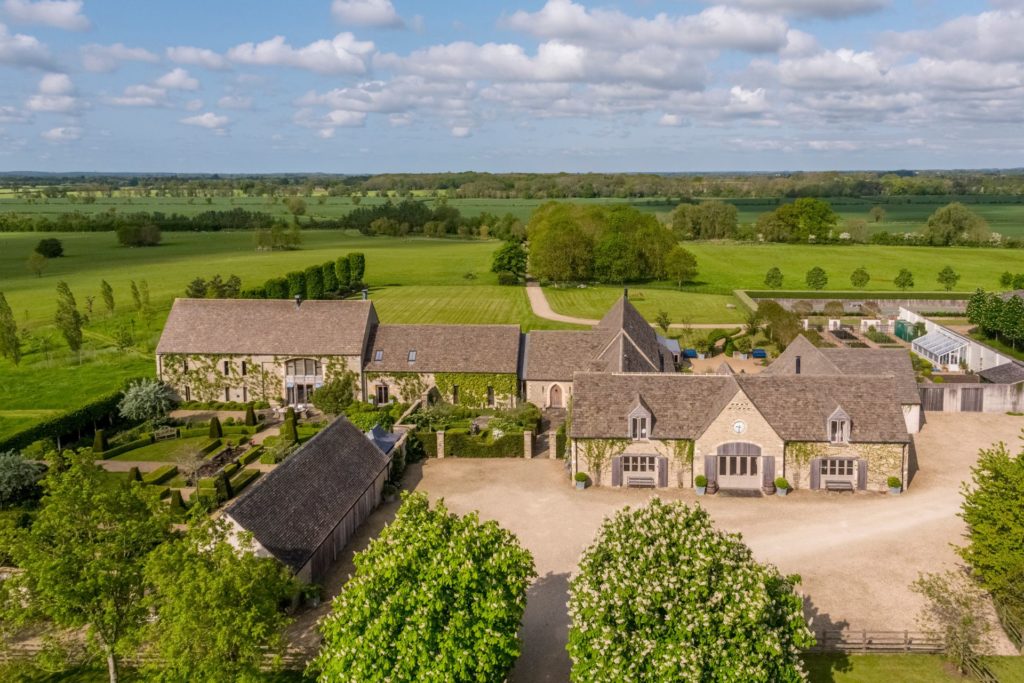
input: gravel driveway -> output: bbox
[289,412,1023,678]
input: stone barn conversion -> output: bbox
[224,417,392,583]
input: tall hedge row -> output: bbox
[0,385,139,452]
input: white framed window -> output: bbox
[622,455,656,473]
[286,359,322,376]
[829,419,850,444]
[820,458,855,477]
[630,416,648,440]
[408,350,417,362]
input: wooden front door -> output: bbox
[549,384,563,408]
[716,442,762,490]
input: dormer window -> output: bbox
[631,416,648,440]
[374,350,383,362]
[408,350,417,362]
[828,407,851,444]
[628,395,652,441]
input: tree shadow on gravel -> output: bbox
[802,594,853,682]
[510,571,571,683]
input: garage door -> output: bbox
[716,442,762,490]
[920,387,944,412]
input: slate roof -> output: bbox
[762,334,920,405]
[364,324,520,374]
[979,361,1024,385]
[524,296,665,379]
[156,298,376,356]
[571,372,910,444]
[225,417,390,573]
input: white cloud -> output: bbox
[166,45,231,70]
[710,0,886,19]
[658,113,684,126]
[450,125,471,138]
[155,68,199,91]
[4,0,89,30]
[0,21,52,68]
[772,48,886,89]
[40,125,80,141]
[331,0,403,28]
[503,0,788,52]
[180,111,229,133]
[26,72,78,112]
[227,32,374,75]
[0,105,29,122]
[883,9,1024,63]
[217,95,252,109]
[807,139,860,151]
[388,112,412,126]
[325,109,366,126]
[81,43,158,73]
[726,85,768,115]
[109,84,167,107]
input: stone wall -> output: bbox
[525,380,572,409]
[785,442,905,492]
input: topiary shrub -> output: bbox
[92,429,108,453]
[774,477,790,490]
[244,403,257,427]
[208,416,223,439]
[281,417,299,443]
[695,474,708,488]
[127,466,142,482]
[168,489,186,513]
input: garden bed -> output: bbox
[106,435,211,462]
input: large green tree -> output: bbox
[849,266,870,289]
[142,515,296,682]
[763,267,783,289]
[937,266,961,292]
[118,379,176,424]
[0,452,170,683]
[664,245,698,289]
[491,240,528,280]
[311,370,358,414]
[894,268,915,291]
[923,203,990,246]
[670,201,737,240]
[756,198,838,242]
[567,499,813,682]
[100,280,115,315]
[805,266,828,290]
[311,493,536,682]
[54,281,84,352]
[959,439,1024,626]
[527,202,596,282]
[0,292,21,365]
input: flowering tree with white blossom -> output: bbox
[568,499,814,682]
[311,492,536,682]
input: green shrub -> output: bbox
[574,472,588,483]
[887,476,902,489]
[208,417,223,439]
[286,271,305,299]
[224,417,235,426]
[97,435,155,459]
[229,469,260,494]
[240,446,264,465]
[92,429,108,453]
[415,432,437,458]
[0,385,136,452]
[168,489,186,512]
[222,463,240,478]
[127,466,142,482]
[281,418,299,443]
[143,465,178,485]
[198,439,222,456]
[259,450,277,465]
[695,474,708,487]
[555,424,567,459]
[774,477,790,490]
[496,270,518,286]
[244,403,257,426]
[445,431,524,458]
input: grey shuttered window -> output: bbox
[809,458,821,490]
[611,457,623,487]
[657,457,668,488]
[857,459,868,490]
[762,456,775,489]
[704,455,717,485]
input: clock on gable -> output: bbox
[732,420,746,435]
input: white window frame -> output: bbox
[829,419,850,444]
[820,458,855,477]
[630,416,648,441]
[622,455,656,473]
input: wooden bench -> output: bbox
[825,480,855,492]
[626,476,656,488]
[153,427,177,442]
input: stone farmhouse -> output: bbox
[157,294,920,495]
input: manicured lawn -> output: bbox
[372,284,569,329]
[107,435,211,462]
[984,656,1024,682]
[803,654,965,682]
[0,664,311,682]
[543,285,745,323]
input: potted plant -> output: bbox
[574,472,588,490]
[887,476,902,495]
[774,477,790,497]
[695,474,708,496]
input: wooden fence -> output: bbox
[993,598,1023,652]
[805,630,944,654]
[0,640,316,670]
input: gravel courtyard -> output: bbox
[288,412,1022,678]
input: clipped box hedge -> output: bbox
[415,432,438,458]
[198,439,222,456]
[98,434,156,459]
[143,464,179,485]
[240,446,264,465]
[229,469,260,494]
[444,431,524,458]
[222,462,240,478]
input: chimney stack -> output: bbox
[294,294,302,309]
[362,288,369,301]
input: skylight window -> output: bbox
[408,350,417,362]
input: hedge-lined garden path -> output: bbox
[94,459,166,473]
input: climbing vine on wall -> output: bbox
[579,439,628,486]
[160,353,339,404]
[785,441,826,467]
[365,372,429,403]
[657,439,694,486]
[433,373,518,407]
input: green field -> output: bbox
[803,654,1024,682]
[544,286,745,323]
[4,193,1024,235]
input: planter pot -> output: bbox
[575,481,586,490]
[776,488,789,497]
[696,486,706,496]
[889,487,902,495]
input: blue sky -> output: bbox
[0,0,1022,173]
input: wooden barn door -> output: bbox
[920,387,945,412]
[960,388,984,413]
